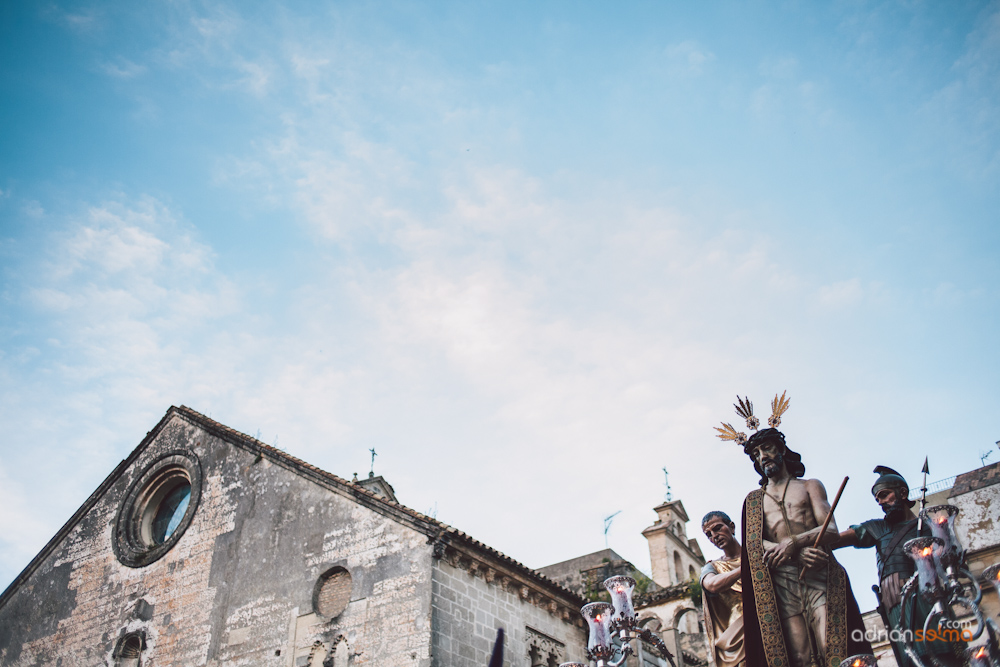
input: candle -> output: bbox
[603,575,637,628]
[581,602,615,660]
[904,537,947,601]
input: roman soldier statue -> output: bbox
[836,466,963,667]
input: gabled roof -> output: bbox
[0,405,585,612]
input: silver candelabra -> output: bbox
[559,575,677,667]
[840,502,1000,667]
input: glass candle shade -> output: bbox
[839,654,879,667]
[922,505,962,567]
[905,536,946,601]
[966,645,992,667]
[981,563,1000,589]
[603,575,637,629]
[581,602,615,659]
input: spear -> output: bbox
[799,476,848,580]
[816,476,849,550]
[917,457,929,532]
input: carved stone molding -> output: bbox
[432,542,585,623]
[526,626,565,666]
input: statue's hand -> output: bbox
[799,547,829,570]
[763,537,799,568]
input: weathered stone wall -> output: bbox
[0,413,434,667]
[536,548,628,597]
[951,484,1000,553]
[430,559,587,666]
[949,479,1000,633]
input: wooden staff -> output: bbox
[799,476,848,579]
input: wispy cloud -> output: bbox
[918,5,1000,177]
[3,0,998,611]
[664,40,716,76]
[101,58,146,79]
[232,58,272,96]
[0,463,50,580]
[817,278,863,308]
[759,55,800,79]
[48,6,102,34]
[749,56,835,126]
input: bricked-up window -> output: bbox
[314,567,352,618]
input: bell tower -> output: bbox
[641,499,705,587]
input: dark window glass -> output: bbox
[151,482,191,544]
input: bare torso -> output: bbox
[761,478,828,544]
[748,440,839,667]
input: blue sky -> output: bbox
[1,1,998,612]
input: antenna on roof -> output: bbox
[663,467,672,501]
[604,510,621,548]
[981,450,994,467]
[369,448,377,477]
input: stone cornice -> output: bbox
[634,581,692,607]
[432,538,587,626]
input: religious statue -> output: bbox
[701,510,746,667]
[836,466,964,667]
[715,392,871,667]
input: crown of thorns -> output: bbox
[714,391,790,449]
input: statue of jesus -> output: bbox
[717,395,871,667]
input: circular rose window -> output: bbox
[114,451,201,567]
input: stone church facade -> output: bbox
[0,406,588,667]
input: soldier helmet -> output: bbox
[872,465,916,507]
